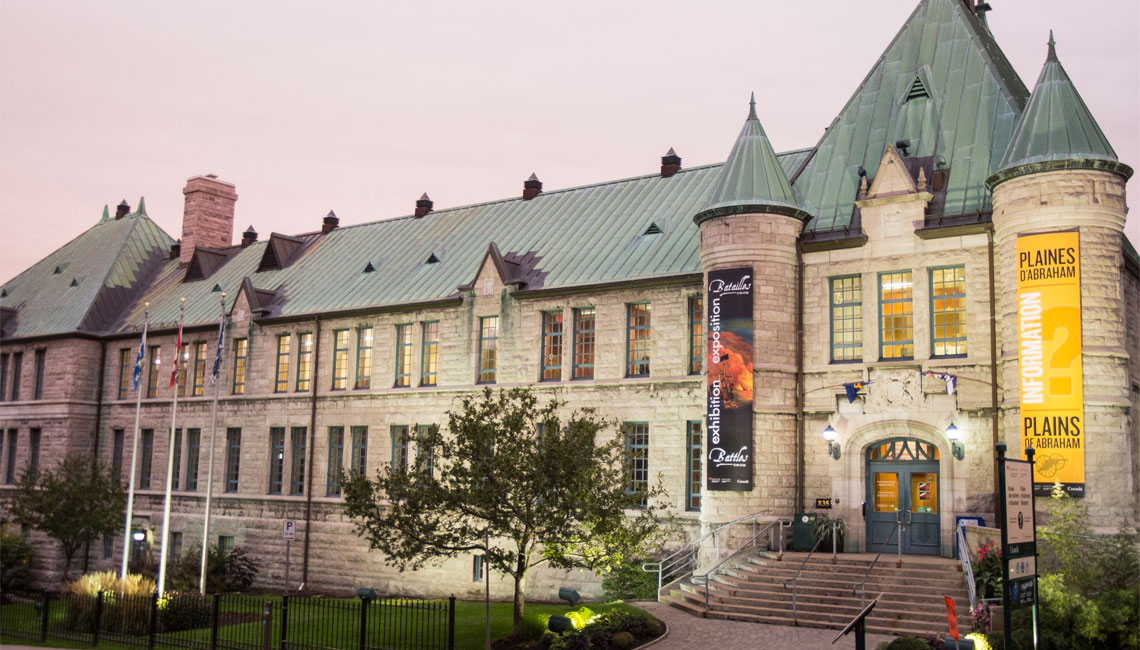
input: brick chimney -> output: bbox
[322,210,339,234]
[523,173,542,200]
[170,240,182,259]
[115,200,131,220]
[661,147,682,178]
[241,225,258,247]
[181,175,237,265]
[414,193,433,218]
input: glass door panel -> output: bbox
[873,472,898,512]
[910,472,938,513]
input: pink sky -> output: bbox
[2,1,1137,282]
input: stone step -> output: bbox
[707,581,970,612]
[702,608,944,639]
[746,557,963,581]
[720,569,968,593]
[685,583,968,621]
[705,592,967,626]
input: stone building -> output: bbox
[1,0,1136,598]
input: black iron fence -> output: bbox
[0,591,455,650]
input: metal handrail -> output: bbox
[641,512,782,597]
[957,521,978,611]
[695,518,789,609]
[780,519,842,624]
[852,521,903,608]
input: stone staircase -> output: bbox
[662,552,971,638]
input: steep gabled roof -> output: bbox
[793,0,1030,231]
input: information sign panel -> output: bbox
[1003,460,1035,556]
[283,520,296,541]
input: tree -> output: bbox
[6,454,126,582]
[341,387,669,635]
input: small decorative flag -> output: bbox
[922,371,957,396]
[131,321,148,391]
[210,312,226,384]
[169,306,184,388]
[843,381,873,403]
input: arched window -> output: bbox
[867,438,939,462]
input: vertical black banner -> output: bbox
[706,267,754,491]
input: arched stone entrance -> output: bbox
[865,438,941,555]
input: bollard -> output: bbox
[448,594,456,650]
[358,594,370,650]
[147,593,159,650]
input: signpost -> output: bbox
[283,520,295,592]
[996,443,1039,649]
[831,596,878,650]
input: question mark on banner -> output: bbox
[1042,306,1081,396]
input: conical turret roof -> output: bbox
[988,32,1132,188]
[694,94,810,225]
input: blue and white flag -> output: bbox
[131,321,148,392]
[922,371,957,396]
[209,307,226,384]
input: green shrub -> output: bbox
[157,592,212,632]
[610,631,634,649]
[518,612,550,642]
[66,570,155,597]
[1,533,34,594]
[167,543,260,593]
[601,557,658,601]
[885,638,928,650]
[972,541,1002,599]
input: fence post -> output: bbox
[358,596,369,650]
[92,591,104,647]
[147,593,159,650]
[40,591,50,642]
[448,595,456,650]
[261,602,273,650]
[210,594,220,650]
[279,595,289,650]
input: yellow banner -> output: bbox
[1016,230,1084,496]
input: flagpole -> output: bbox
[157,298,185,597]
[120,304,149,580]
[199,293,226,594]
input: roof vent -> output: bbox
[523,173,543,200]
[115,200,130,220]
[53,265,63,275]
[643,222,663,236]
[362,262,376,273]
[1,289,8,298]
[259,244,280,271]
[212,284,223,292]
[660,148,682,178]
[241,226,258,247]
[425,253,440,264]
[904,75,930,102]
[323,210,339,234]
[414,193,434,218]
[69,278,79,288]
[186,256,205,281]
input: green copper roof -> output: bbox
[794,0,1029,231]
[694,94,807,224]
[988,32,1132,187]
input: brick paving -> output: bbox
[636,601,899,650]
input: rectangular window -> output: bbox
[10,352,21,400]
[473,555,485,583]
[830,276,863,362]
[331,330,349,390]
[326,426,344,496]
[112,429,125,481]
[290,427,307,495]
[416,424,435,476]
[268,427,285,494]
[5,429,17,484]
[176,343,189,397]
[393,324,412,388]
[420,321,439,386]
[686,421,702,511]
[103,536,113,560]
[477,316,499,384]
[139,429,154,489]
[33,349,45,399]
[28,428,41,479]
[624,422,649,508]
[218,536,234,555]
[146,347,161,398]
[572,307,596,379]
[192,342,207,397]
[391,425,409,474]
[931,266,967,357]
[170,531,183,559]
[879,271,914,360]
[275,334,292,393]
[0,353,7,401]
[356,326,374,389]
[350,426,368,475]
[688,296,703,375]
[540,311,564,381]
[225,428,241,493]
[296,333,313,392]
[232,339,248,395]
[626,303,651,377]
[185,428,201,491]
[171,428,182,490]
[117,349,131,400]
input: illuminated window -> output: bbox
[296,333,313,392]
[878,271,913,360]
[275,334,291,393]
[118,349,131,399]
[231,339,248,395]
[218,536,234,555]
[421,321,439,386]
[327,426,344,496]
[477,316,498,384]
[626,303,651,377]
[540,311,563,381]
[394,324,412,388]
[268,427,285,494]
[624,422,649,508]
[686,421,701,511]
[830,276,863,362]
[572,307,595,380]
[191,342,207,396]
[147,346,161,398]
[331,330,349,390]
[931,266,967,357]
[391,425,410,473]
[356,326,373,389]
[688,296,703,375]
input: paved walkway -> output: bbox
[636,601,898,650]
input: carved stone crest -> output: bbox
[866,369,923,413]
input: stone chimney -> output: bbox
[414,193,434,218]
[661,147,682,178]
[181,175,237,265]
[241,226,258,247]
[115,200,131,220]
[523,173,542,200]
[322,210,339,234]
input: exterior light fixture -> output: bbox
[822,425,841,460]
[131,530,146,542]
[946,423,964,460]
[558,587,580,606]
[548,615,573,634]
